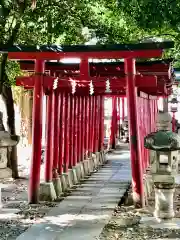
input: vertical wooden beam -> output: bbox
[73,96,78,166]
[84,96,89,158]
[125,58,144,208]
[53,90,60,178]
[29,60,44,203]
[64,93,70,172]
[44,90,55,182]
[99,96,104,151]
[81,97,85,161]
[69,95,74,168]
[59,93,65,174]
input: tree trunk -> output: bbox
[2,85,19,178]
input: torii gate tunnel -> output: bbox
[2,41,174,207]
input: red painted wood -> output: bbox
[110,97,117,149]
[29,60,44,203]
[45,91,55,182]
[53,90,60,178]
[77,96,81,162]
[99,96,104,151]
[69,95,74,168]
[93,96,99,153]
[73,96,78,166]
[81,97,85,161]
[125,58,144,207]
[8,49,163,60]
[91,96,96,153]
[122,97,125,121]
[88,96,93,156]
[59,93,65,174]
[80,58,89,80]
[84,96,89,158]
[16,75,157,88]
[64,94,70,172]
[95,96,100,152]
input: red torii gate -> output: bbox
[2,41,174,206]
[17,59,173,149]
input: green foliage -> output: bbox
[0,0,179,88]
[5,60,23,86]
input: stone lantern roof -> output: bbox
[144,130,180,151]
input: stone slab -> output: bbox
[140,216,180,229]
[16,149,131,240]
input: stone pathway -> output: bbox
[16,148,131,240]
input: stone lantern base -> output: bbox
[0,148,12,179]
[154,182,175,219]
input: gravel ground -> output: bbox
[99,186,180,240]
[0,146,62,240]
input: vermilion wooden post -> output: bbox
[73,96,78,166]
[69,95,74,168]
[88,96,92,156]
[95,96,100,152]
[81,97,85,161]
[78,96,82,162]
[110,96,117,149]
[117,97,120,137]
[29,60,44,203]
[125,58,144,207]
[76,96,80,162]
[45,90,55,182]
[84,96,89,158]
[59,93,65,174]
[93,96,99,153]
[99,96,104,151]
[122,97,125,121]
[64,93,70,172]
[91,96,95,153]
[53,90,60,178]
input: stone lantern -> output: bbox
[169,97,178,132]
[0,112,19,178]
[144,129,180,219]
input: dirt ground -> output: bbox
[99,185,180,240]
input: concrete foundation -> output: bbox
[83,160,90,176]
[64,172,73,189]
[52,177,62,197]
[88,158,94,173]
[154,186,175,219]
[60,174,68,192]
[39,182,57,201]
[140,216,180,229]
[100,151,106,165]
[73,164,81,181]
[79,162,85,179]
[71,167,78,184]
[68,169,77,185]
[93,152,99,169]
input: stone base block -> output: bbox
[154,187,175,219]
[39,182,57,201]
[68,169,77,185]
[71,167,78,184]
[92,153,99,169]
[0,168,12,179]
[60,174,68,192]
[79,162,85,179]
[73,164,81,181]
[52,177,62,197]
[88,158,94,173]
[83,160,90,176]
[140,216,180,229]
[64,172,73,189]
